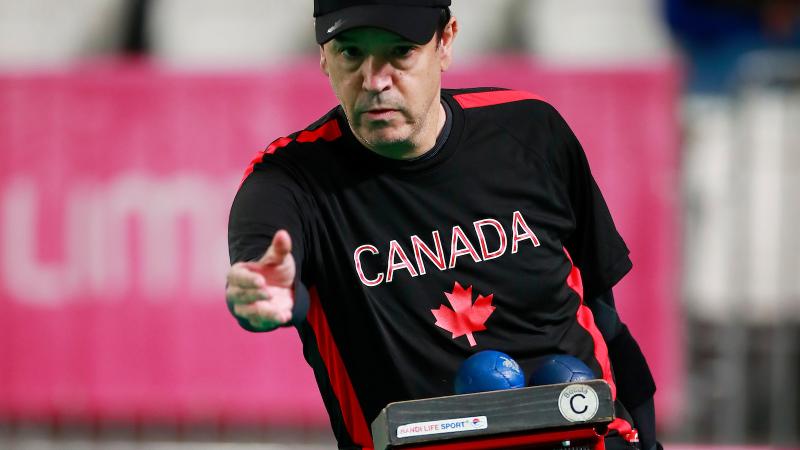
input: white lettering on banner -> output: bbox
[354,211,541,287]
[396,416,488,438]
[0,174,232,306]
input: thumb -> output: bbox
[259,229,293,266]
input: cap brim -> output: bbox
[316,5,440,45]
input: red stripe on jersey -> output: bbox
[264,136,295,155]
[453,90,544,109]
[307,287,374,450]
[297,118,342,143]
[238,136,293,187]
[239,119,342,187]
[239,155,261,187]
[562,247,618,401]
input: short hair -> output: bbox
[435,7,452,43]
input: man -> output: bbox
[227,1,659,449]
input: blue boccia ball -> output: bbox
[454,350,525,394]
[529,354,596,386]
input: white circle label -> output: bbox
[558,384,599,422]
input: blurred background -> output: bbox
[0,0,798,449]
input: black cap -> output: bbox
[314,0,451,45]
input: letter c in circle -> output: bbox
[570,393,588,414]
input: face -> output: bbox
[320,18,457,159]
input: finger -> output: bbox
[226,286,269,304]
[259,230,292,266]
[234,299,292,326]
[227,263,266,289]
[245,259,294,288]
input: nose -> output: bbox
[361,56,393,94]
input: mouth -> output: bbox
[362,108,399,120]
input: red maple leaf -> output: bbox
[431,282,496,347]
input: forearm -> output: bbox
[588,290,658,448]
[629,397,659,450]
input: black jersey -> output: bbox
[229,88,633,449]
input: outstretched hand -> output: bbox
[226,230,295,330]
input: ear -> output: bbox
[438,17,458,72]
[319,45,330,76]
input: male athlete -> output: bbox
[226,1,660,449]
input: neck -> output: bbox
[408,99,447,159]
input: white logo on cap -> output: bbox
[327,19,345,34]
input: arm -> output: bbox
[588,290,659,450]
[227,159,310,331]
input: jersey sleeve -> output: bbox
[547,105,632,301]
[228,161,307,265]
[227,159,311,330]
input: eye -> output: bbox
[391,45,415,58]
[340,46,363,59]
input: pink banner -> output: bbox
[0,58,681,427]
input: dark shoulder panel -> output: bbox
[443,87,556,132]
[444,87,565,167]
